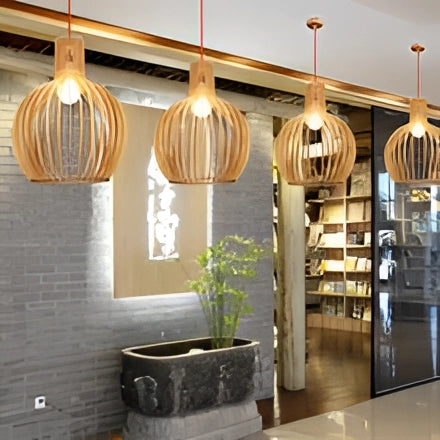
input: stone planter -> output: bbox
[120,337,261,417]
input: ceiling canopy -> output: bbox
[9,0,440,111]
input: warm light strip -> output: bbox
[2,0,440,116]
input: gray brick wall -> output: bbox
[212,113,275,397]
[0,70,275,439]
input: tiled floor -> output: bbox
[246,380,440,439]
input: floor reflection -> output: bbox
[258,327,370,429]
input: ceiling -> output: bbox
[351,0,440,26]
[0,29,308,106]
[7,0,440,109]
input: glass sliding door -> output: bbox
[372,106,440,395]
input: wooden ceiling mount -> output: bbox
[411,44,425,53]
[306,18,323,30]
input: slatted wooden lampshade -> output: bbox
[384,45,440,184]
[274,18,356,185]
[154,58,249,184]
[12,36,126,183]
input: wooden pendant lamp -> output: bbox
[384,44,440,184]
[154,0,250,184]
[274,18,356,185]
[12,0,126,183]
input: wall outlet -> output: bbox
[34,396,46,409]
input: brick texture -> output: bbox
[212,113,275,397]
[0,71,275,439]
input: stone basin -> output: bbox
[120,337,260,416]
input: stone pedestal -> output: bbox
[123,400,262,440]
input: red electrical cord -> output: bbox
[416,49,421,98]
[199,0,204,60]
[313,25,317,76]
[67,0,71,39]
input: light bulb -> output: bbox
[303,142,323,159]
[191,96,212,118]
[411,122,425,138]
[57,77,81,105]
[306,112,324,130]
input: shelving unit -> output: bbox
[306,161,372,333]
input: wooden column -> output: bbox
[276,178,306,390]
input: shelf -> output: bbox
[346,220,371,224]
[382,244,432,248]
[407,200,430,204]
[346,194,371,201]
[346,293,372,299]
[309,197,343,204]
[308,291,372,299]
[309,194,371,203]
[320,270,371,274]
[346,244,371,249]
[379,218,412,222]
[307,290,344,297]
[323,269,371,273]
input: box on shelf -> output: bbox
[319,232,345,247]
[356,257,368,271]
[346,280,357,295]
[364,200,372,221]
[348,201,365,221]
[350,160,371,196]
[345,256,358,271]
[321,259,345,272]
[319,280,344,293]
[322,203,345,223]
[364,232,371,246]
[308,224,324,247]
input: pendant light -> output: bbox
[12,0,126,183]
[384,44,440,184]
[274,18,356,185]
[154,0,250,184]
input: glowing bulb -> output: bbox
[57,77,81,105]
[191,96,212,118]
[303,142,323,159]
[411,122,425,138]
[306,112,324,130]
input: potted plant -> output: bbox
[120,235,269,425]
[188,234,269,349]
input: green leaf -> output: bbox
[188,235,270,348]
